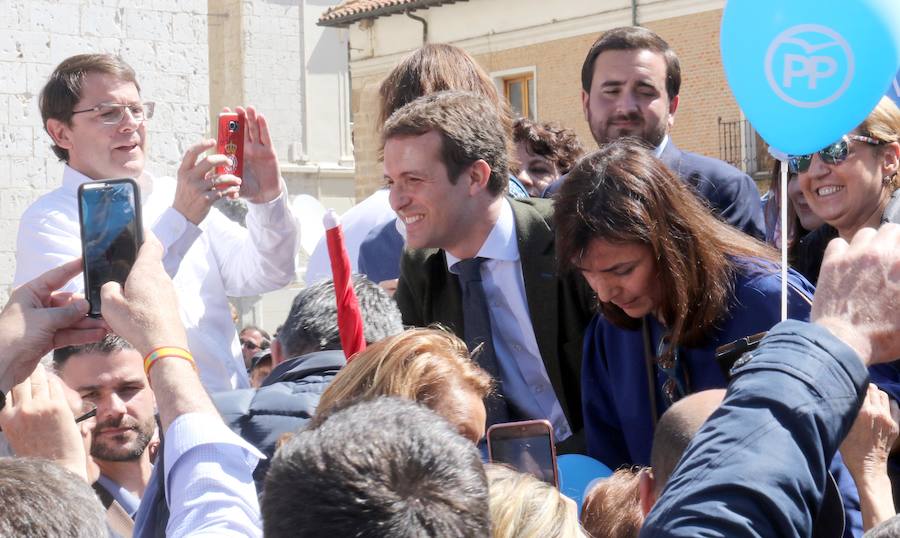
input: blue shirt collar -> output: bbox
[446,199,519,270]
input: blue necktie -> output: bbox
[456,257,510,426]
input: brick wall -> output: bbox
[348,8,743,199]
[0,0,210,304]
[352,73,388,198]
[646,9,741,161]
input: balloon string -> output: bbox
[780,160,789,321]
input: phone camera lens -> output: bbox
[228,120,238,132]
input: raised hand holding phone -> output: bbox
[78,179,143,317]
[230,105,283,204]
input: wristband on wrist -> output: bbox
[144,346,196,376]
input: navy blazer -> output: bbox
[659,142,765,239]
[544,142,765,239]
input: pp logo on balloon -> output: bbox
[765,24,855,108]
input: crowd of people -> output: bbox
[0,23,899,538]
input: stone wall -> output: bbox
[0,0,210,304]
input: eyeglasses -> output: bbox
[788,134,882,173]
[75,402,98,425]
[240,339,260,351]
[71,102,156,125]
[0,401,96,432]
[656,335,687,406]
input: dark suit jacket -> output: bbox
[544,142,765,239]
[659,142,765,239]
[395,198,595,449]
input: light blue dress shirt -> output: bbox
[96,473,142,518]
[447,199,571,441]
[163,412,264,537]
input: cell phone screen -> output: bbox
[78,180,142,317]
[489,431,556,485]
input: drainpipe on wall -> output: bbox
[406,10,428,44]
[632,0,638,25]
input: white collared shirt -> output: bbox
[13,166,299,393]
[655,134,670,158]
[447,199,571,441]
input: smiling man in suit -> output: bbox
[545,26,764,239]
[385,91,594,452]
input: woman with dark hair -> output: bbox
[763,158,835,285]
[552,138,815,469]
[512,118,584,196]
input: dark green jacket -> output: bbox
[395,198,595,447]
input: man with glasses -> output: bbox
[13,53,299,393]
[238,325,270,369]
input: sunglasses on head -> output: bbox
[788,134,882,173]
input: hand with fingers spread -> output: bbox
[812,223,900,366]
[173,139,242,225]
[839,384,899,530]
[231,105,283,204]
[0,364,90,481]
[0,259,107,393]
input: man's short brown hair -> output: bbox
[581,26,681,101]
[39,53,140,161]
[382,90,509,197]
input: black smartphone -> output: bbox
[714,331,767,381]
[487,419,559,486]
[77,179,143,317]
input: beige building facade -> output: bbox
[320,0,765,198]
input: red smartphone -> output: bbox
[487,419,559,487]
[216,112,244,179]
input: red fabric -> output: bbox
[326,224,366,360]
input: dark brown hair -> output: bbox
[513,117,585,175]
[382,90,509,196]
[581,26,681,101]
[553,139,777,356]
[40,54,140,161]
[377,44,518,174]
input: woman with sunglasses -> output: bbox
[793,97,900,245]
[794,97,900,511]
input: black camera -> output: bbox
[228,120,239,132]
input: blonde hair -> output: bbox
[315,327,492,422]
[857,96,900,191]
[580,468,644,538]
[486,464,586,538]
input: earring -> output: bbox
[884,173,897,186]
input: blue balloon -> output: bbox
[889,69,900,107]
[556,454,612,515]
[721,0,900,155]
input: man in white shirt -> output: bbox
[14,53,299,392]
